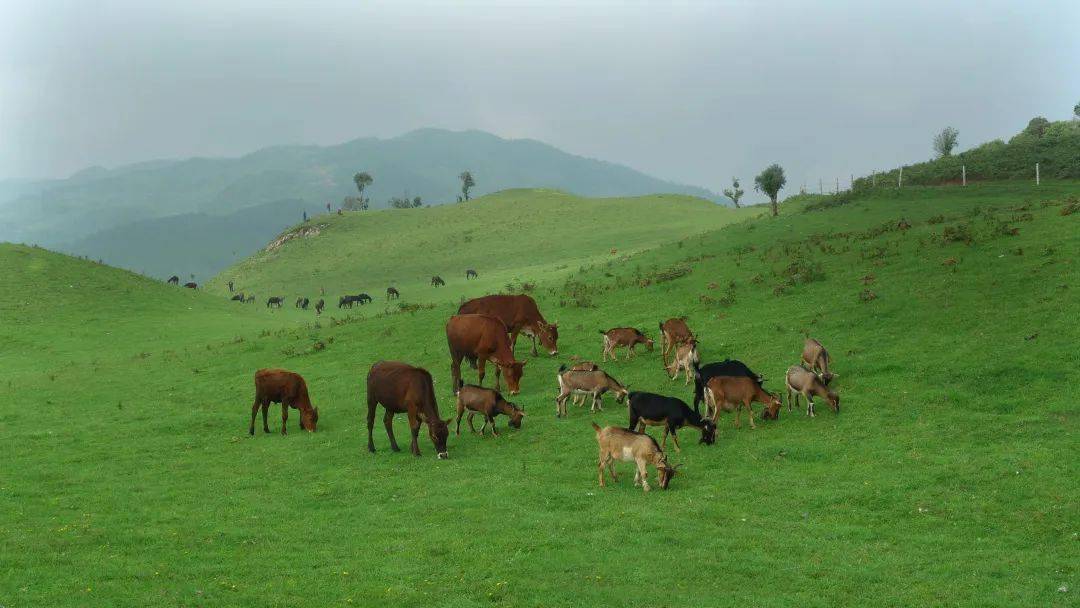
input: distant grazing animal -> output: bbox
[665,339,700,385]
[244,294,255,304]
[785,365,839,417]
[230,293,244,302]
[659,317,694,367]
[555,364,628,417]
[446,314,527,396]
[458,294,558,356]
[704,375,782,428]
[249,368,319,435]
[801,338,836,385]
[386,287,400,300]
[466,269,478,280]
[266,296,283,308]
[314,299,324,314]
[183,282,197,289]
[366,361,450,458]
[431,275,445,287]
[295,297,310,310]
[357,293,372,305]
[338,294,368,308]
[454,384,525,436]
[593,422,677,492]
[227,280,234,292]
[692,359,765,414]
[627,391,715,451]
[167,275,179,285]
[600,328,654,361]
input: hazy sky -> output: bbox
[2,0,1078,194]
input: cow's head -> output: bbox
[501,360,527,395]
[537,322,559,356]
[428,416,452,459]
[300,406,319,432]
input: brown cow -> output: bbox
[659,317,694,367]
[447,314,527,396]
[600,328,654,361]
[366,361,450,458]
[458,294,558,356]
[249,369,319,436]
[703,375,782,428]
[801,338,837,385]
[454,384,525,436]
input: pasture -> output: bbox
[1,183,1077,607]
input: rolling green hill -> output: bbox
[209,189,746,303]
[2,182,1077,607]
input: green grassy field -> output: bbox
[1,183,1077,607]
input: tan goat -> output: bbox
[785,365,840,417]
[665,338,700,385]
[801,338,836,384]
[592,422,677,492]
[600,328,654,361]
[555,364,628,417]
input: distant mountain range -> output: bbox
[0,128,721,278]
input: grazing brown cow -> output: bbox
[801,338,837,385]
[454,385,525,436]
[458,294,558,356]
[366,361,450,458]
[446,314,527,396]
[249,369,319,436]
[386,287,400,299]
[183,282,197,289]
[786,365,840,417]
[659,317,694,367]
[600,328,654,361]
[703,375,782,428]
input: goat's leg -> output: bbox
[670,426,683,453]
[746,400,757,430]
[637,460,651,492]
[660,426,670,451]
[608,458,619,482]
[467,411,478,434]
[806,393,815,417]
[597,454,608,487]
[489,416,499,437]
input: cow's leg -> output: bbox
[366,399,378,452]
[261,403,271,433]
[476,358,487,387]
[530,333,538,357]
[383,410,401,452]
[407,409,422,456]
[280,403,289,436]
[249,400,261,436]
[450,357,461,396]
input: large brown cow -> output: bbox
[659,317,694,367]
[366,361,451,459]
[249,369,319,435]
[446,314,527,396]
[458,294,558,356]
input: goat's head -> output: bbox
[698,419,717,445]
[761,393,782,420]
[656,456,679,490]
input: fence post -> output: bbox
[1036,163,1040,185]
[898,167,903,188]
[962,165,966,186]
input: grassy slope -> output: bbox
[1,183,1077,607]
[207,189,742,304]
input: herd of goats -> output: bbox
[238,284,841,493]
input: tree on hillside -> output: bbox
[459,171,475,201]
[1074,100,1080,120]
[412,196,423,208]
[353,172,373,200]
[933,127,959,158]
[754,164,786,217]
[342,196,368,211]
[1024,116,1050,137]
[722,177,744,208]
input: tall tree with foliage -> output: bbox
[722,177,744,208]
[754,164,786,217]
[352,172,373,200]
[933,127,959,158]
[1024,116,1050,137]
[1074,100,1080,119]
[459,171,475,201]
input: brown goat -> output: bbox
[704,375,782,429]
[592,422,677,492]
[801,338,836,384]
[665,339,700,385]
[600,328,654,361]
[555,365,628,416]
[786,365,840,417]
[659,317,694,367]
[454,384,525,436]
